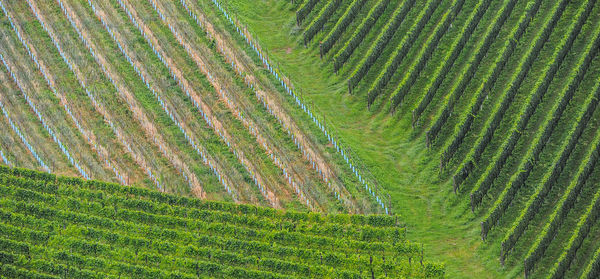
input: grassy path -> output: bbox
[212,0,521,277]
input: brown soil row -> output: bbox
[116,0,283,206]
[88,0,248,202]
[181,0,360,212]
[48,0,202,195]
[23,0,164,189]
[0,111,37,169]
[4,1,130,185]
[0,77,58,172]
[0,48,74,176]
[149,0,320,210]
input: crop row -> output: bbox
[470,0,586,211]
[37,0,188,191]
[319,0,366,57]
[23,0,176,190]
[0,207,391,273]
[130,0,304,204]
[181,0,351,208]
[347,0,416,93]
[465,0,567,176]
[0,107,41,170]
[0,189,394,258]
[453,0,565,190]
[481,0,600,242]
[180,0,359,209]
[0,91,49,172]
[0,218,336,278]
[582,242,600,279]
[425,0,522,147]
[411,0,492,126]
[84,0,243,200]
[522,89,600,277]
[389,0,464,109]
[0,54,89,180]
[546,177,600,279]
[303,0,341,46]
[367,0,445,105]
[13,177,389,242]
[0,149,10,166]
[0,1,128,185]
[0,166,443,277]
[0,11,97,179]
[61,0,207,194]
[500,43,600,263]
[333,0,389,73]
[147,0,334,209]
[438,0,541,167]
[114,0,298,207]
[1,237,295,279]
[0,173,395,244]
[0,164,396,228]
[17,1,158,190]
[296,0,319,26]
[213,0,390,212]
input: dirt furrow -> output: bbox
[0,78,51,173]
[2,0,128,185]
[179,0,361,211]
[55,0,204,196]
[148,0,328,211]
[0,113,37,169]
[0,53,86,179]
[25,0,168,190]
[214,0,395,213]
[0,33,96,181]
[115,0,290,208]
[85,0,253,203]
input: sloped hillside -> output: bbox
[217,0,600,277]
[0,165,444,278]
[0,0,388,215]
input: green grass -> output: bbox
[209,0,600,277]
[0,164,445,278]
[2,0,600,277]
[0,47,76,177]
[212,1,517,277]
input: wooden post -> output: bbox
[420,244,424,266]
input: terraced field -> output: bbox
[221,0,600,277]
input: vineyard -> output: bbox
[218,0,600,277]
[0,165,444,278]
[3,0,600,277]
[0,0,394,215]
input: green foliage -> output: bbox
[389,0,463,109]
[547,185,600,279]
[319,0,366,57]
[582,244,600,279]
[332,0,389,72]
[218,0,600,277]
[523,130,600,277]
[347,0,417,93]
[368,0,453,105]
[453,0,566,192]
[0,166,443,278]
[470,0,587,213]
[296,0,319,25]
[411,0,492,126]
[489,7,600,249]
[426,0,521,146]
[303,0,341,46]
